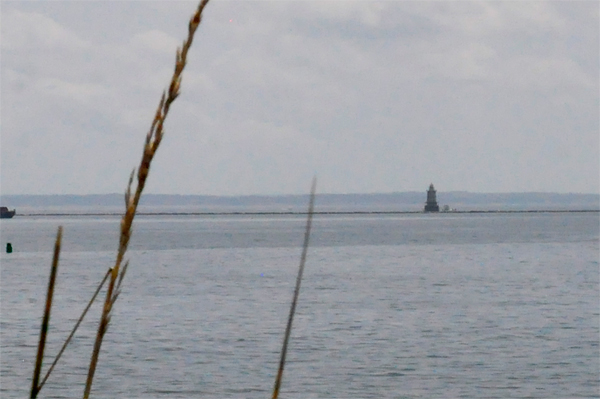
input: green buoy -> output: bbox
[6,243,12,253]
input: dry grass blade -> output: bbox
[272,177,317,399]
[30,226,62,399]
[111,260,129,304]
[37,269,111,392]
[82,1,210,397]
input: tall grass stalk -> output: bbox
[30,226,62,399]
[82,1,210,397]
[272,177,317,399]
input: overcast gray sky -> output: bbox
[1,1,598,195]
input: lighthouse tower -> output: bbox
[424,184,439,212]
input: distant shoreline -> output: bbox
[9,209,600,217]
[3,192,598,215]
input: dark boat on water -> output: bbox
[1,207,16,219]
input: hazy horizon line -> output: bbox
[2,191,600,197]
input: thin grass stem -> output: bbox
[272,177,317,399]
[30,226,62,399]
[37,269,111,392]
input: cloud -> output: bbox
[1,9,90,51]
[1,1,598,195]
[130,30,180,55]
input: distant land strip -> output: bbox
[11,209,600,217]
[2,192,598,207]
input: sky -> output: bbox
[1,1,598,196]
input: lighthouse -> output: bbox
[424,184,439,212]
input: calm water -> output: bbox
[1,212,598,398]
